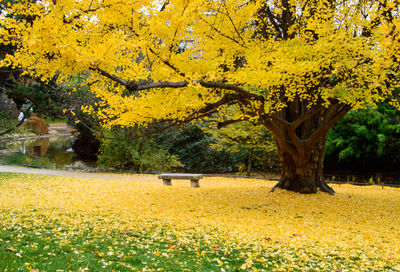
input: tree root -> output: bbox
[270,182,282,193]
[270,180,335,195]
[319,181,335,195]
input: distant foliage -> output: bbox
[206,122,280,174]
[156,125,239,173]
[98,131,182,172]
[0,103,16,131]
[326,103,400,171]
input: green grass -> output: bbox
[0,153,54,167]
[45,118,68,124]
[0,213,280,272]
[0,209,392,272]
[1,153,31,165]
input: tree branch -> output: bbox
[292,105,325,129]
[100,122,177,141]
[137,81,188,90]
[305,104,352,150]
[265,6,283,39]
[217,119,246,128]
[269,115,291,127]
[89,67,131,87]
[199,16,247,48]
[287,123,305,156]
[91,67,264,101]
[147,47,187,78]
[261,118,297,157]
[198,81,263,100]
[222,1,245,42]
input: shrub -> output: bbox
[98,138,182,172]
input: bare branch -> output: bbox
[269,115,291,127]
[147,48,187,78]
[198,81,263,100]
[156,94,241,127]
[222,1,245,42]
[287,123,305,156]
[100,122,177,141]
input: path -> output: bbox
[0,165,142,181]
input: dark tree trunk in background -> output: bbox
[0,88,3,109]
[246,149,253,177]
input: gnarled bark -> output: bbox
[271,136,334,195]
[264,100,351,195]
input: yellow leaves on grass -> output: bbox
[1,173,400,271]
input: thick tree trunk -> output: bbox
[262,98,351,195]
[271,136,335,195]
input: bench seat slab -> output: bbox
[158,173,203,188]
[158,173,204,180]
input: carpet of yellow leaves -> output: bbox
[1,174,400,271]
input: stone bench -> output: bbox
[158,173,204,188]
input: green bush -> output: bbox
[325,103,400,172]
[2,153,29,165]
[98,138,182,172]
[155,125,239,173]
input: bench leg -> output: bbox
[190,179,200,188]
[163,179,172,186]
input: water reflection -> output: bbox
[1,135,93,168]
[23,138,50,157]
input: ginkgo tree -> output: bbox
[1,0,400,194]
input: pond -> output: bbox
[0,135,96,169]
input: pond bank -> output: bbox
[0,133,72,143]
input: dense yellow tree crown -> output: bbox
[1,0,400,128]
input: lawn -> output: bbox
[0,172,399,271]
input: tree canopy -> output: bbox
[1,0,400,193]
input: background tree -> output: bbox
[206,122,279,176]
[156,124,239,173]
[2,0,400,194]
[326,102,400,173]
[0,0,68,135]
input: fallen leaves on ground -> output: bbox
[0,173,399,271]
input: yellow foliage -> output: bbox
[2,0,400,126]
[1,174,400,270]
